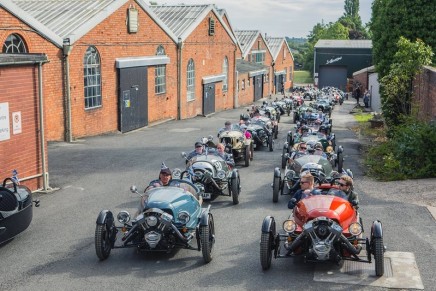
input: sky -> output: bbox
[155,0,373,38]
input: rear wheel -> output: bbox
[373,237,384,276]
[260,232,273,270]
[268,136,273,152]
[231,176,240,205]
[95,224,113,260]
[274,125,278,139]
[250,143,254,161]
[244,145,250,167]
[200,213,214,263]
[272,175,280,203]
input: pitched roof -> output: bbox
[315,39,372,49]
[265,37,294,61]
[234,30,271,58]
[149,4,237,43]
[1,0,130,47]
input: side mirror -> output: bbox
[181,152,187,159]
[208,135,213,141]
[130,185,138,194]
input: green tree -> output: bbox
[380,37,433,128]
[339,0,369,39]
[370,0,436,79]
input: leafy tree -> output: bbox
[379,37,433,128]
[370,0,436,79]
[339,0,369,39]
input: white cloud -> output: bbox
[157,0,373,38]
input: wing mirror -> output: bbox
[181,152,188,159]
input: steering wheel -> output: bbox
[329,176,342,186]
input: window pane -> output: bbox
[83,46,102,109]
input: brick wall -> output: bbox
[237,74,254,106]
[274,42,294,91]
[0,65,45,191]
[413,66,436,122]
[180,11,237,118]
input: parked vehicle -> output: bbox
[94,178,215,263]
[218,124,253,167]
[260,185,385,276]
[0,172,40,244]
[246,118,274,152]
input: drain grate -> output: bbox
[341,257,393,277]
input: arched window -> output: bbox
[222,57,228,92]
[2,34,27,53]
[155,45,166,94]
[187,59,195,101]
[83,46,102,109]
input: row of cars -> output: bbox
[259,90,386,276]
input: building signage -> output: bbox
[0,102,11,141]
[12,112,22,134]
[326,56,343,65]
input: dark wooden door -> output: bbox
[202,83,215,115]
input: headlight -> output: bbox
[178,211,191,224]
[146,215,158,227]
[172,168,181,179]
[348,222,363,236]
[326,146,334,153]
[217,170,226,180]
[117,211,131,224]
[283,220,297,233]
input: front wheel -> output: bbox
[200,213,215,263]
[250,143,254,161]
[272,175,280,203]
[281,146,287,169]
[337,151,344,173]
[244,145,250,167]
[95,224,113,260]
[260,232,273,270]
[373,237,384,276]
[231,176,240,205]
[274,125,278,139]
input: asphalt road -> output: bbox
[1,96,435,291]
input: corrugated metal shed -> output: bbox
[315,40,372,49]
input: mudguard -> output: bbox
[231,169,239,179]
[261,215,276,234]
[200,205,212,226]
[274,167,281,178]
[371,220,383,238]
[96,209,114,226]
[283,142,289,151]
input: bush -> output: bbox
[364,118,436,180]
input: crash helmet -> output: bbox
[300,125,310,134]
[319,125,327,133]
[306,141,316,153]
[314,142,323,151]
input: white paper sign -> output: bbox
[12,111,22,134]
[0,102,11,141]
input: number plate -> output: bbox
[202,193,211,199]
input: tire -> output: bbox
[260,232,273,270]
[293,112,298,123]
[281,146,287,169]
[231,177,240,205]
[250,143,254,161]
[337,151,344,173]
[200,214,214,263]
[274,125,278,139]
[244,145,250,167]
[272,175,280,203]
[268,136,273,152]
[95,224,113,260]
[373,237,384,276]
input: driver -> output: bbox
[217,121,232,137]
[337,175,359,206]
[186,141,205,160]
[288,142,307,163]
[288,172,320,209]
[148,163,172,188]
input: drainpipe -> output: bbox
[177,37,183,120]
[233,45,238,108]
[37,61,50,192]
[63,38,73,142]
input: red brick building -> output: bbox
[266,37,294,94]
[0,54,49,191]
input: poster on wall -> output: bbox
[12,112,22,134]
[0,102,11,141]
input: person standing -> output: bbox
[355,86,361,105]
[363,90,370,108]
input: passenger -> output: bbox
[240,124,252,139]
[215,143,235,169]
[337,174,359,206]
[288,172,320,209]
[313,142,327,158]
[289,142,307,163]
[186,141,205,160]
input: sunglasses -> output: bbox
[300,147,307,150]
[337,182,347,186]
[300,181,309,184]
